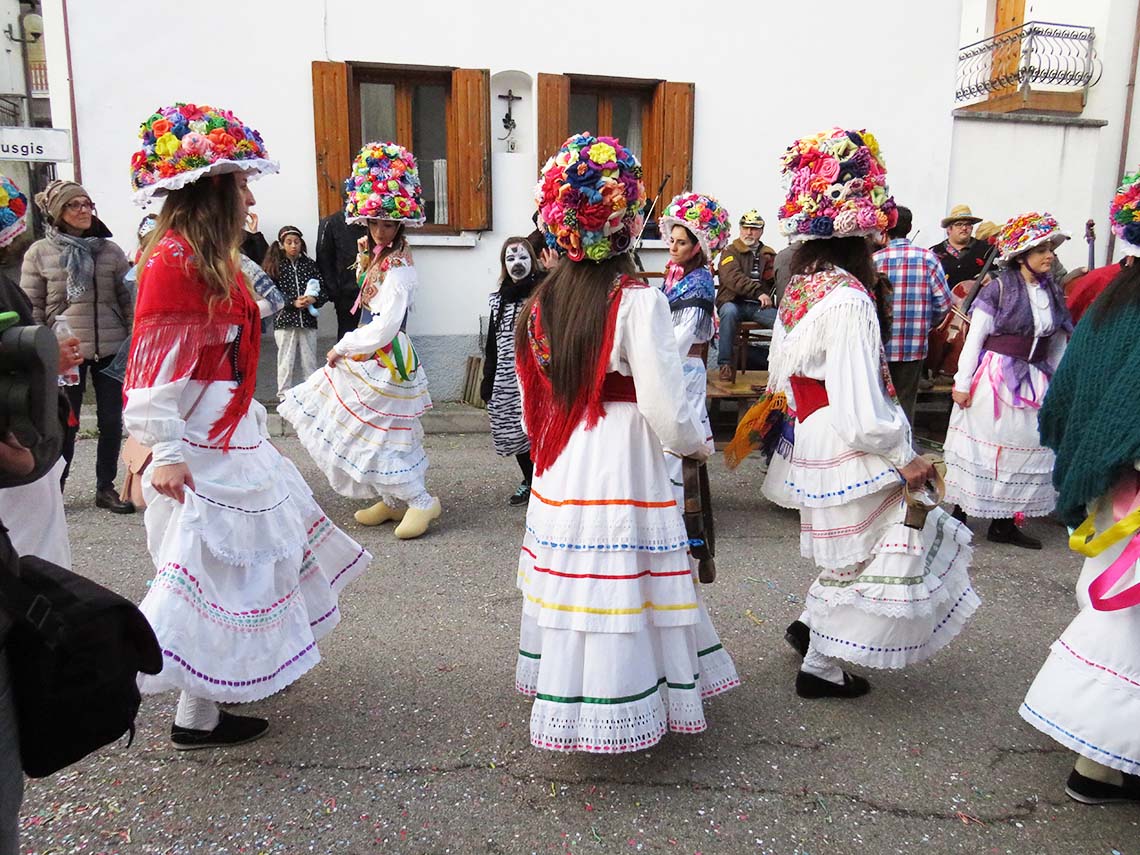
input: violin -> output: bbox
[925,243,999,378]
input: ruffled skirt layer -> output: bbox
[944,353,1057,518]
[516,402,738,752]
[138,395,370,703]
[279,357,432,501]
[771,405,979,669]
[1020,502,1140,774]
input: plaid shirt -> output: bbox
[873,238,952,362]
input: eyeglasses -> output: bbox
[948,222,973,229]
[63,200,96,213]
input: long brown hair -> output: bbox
[789,236,877,288]
[516,253,635,409]
[137,172,249,311]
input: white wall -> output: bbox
[947,0,1140,269]
[45,0,965,396]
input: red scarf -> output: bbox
[517,275,642,475]
[124,231,260,449]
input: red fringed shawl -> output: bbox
[124,231,260,449]
[517,276,642,475]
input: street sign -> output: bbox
[0,127,71,162]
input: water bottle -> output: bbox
[304,278,321,318]
[53,317,81,386]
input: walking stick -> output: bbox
[682,457,716,583]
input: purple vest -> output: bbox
[970,268,1073,398]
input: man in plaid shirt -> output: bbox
[872,206,952,425]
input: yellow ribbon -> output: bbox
[1069,505,1140,558]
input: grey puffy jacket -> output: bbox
[20,236,133,361]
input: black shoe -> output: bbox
[95,487,136,514]
[795,669,871,699]
[1065,769,1140,805]
[509,482,531,506]
[784,620,810,658]
[171,710,270,750]
[951,505,967,524]
[987,518,1042,550]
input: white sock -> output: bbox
[797,610,811,627]
[801,648,845,685]
[175,692,220,731]
[380,494,401,508]
[1074,754,1124,786]
[407,492,437,510]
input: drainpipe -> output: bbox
[59,0,80,182]
[1106,0,1140,262]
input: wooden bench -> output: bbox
[706,369,768,440]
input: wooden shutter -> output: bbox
[451,68,492,230]
[537,73,570,166]
[650,81,695,208]
[312,61,352,219]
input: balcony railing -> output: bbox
[955,21,1102,108]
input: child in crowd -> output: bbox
[263,225,327,400]
[481,236,543,505]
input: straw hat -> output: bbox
[940,204,982,228]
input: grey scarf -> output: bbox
[47,224,104,303]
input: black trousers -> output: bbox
[334,296,363,341]
[61,355,124,491]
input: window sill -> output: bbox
[408,232,479,248]
[638,239,668,250]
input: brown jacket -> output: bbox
[20,236,132,361]
[715,237,776,309]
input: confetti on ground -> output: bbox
[744,609,764,626]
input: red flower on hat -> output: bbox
[9,197,25,216]
[131,151,149,171]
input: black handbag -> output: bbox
[0,528,162,777]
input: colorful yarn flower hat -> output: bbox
[344,141,425,226]
[777,127,896,242]
[0,173,28,248]
[1110,170,1140,257]
[130,103,277,204]
[659,192,731,260]
[535,132,646,262]
[995,212,1069,265]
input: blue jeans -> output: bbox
[717,300,777,367]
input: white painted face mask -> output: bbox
[505,243,532,282]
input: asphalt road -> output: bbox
[17,435,1139,855]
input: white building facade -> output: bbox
[32,0,1138,399]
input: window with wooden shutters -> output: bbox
[311,62,492,232]
[536,74,694,234]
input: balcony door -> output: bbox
[990,0,1026,97]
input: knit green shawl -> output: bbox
[1038,301,1140,527]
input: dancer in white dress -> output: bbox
[515,133,738,753]
[279,142,439,540]
[1020,172,1140,804]
[943,212,1073,549]
[124,103,370,748]
[657,192,730,500]
[754,127,979,698]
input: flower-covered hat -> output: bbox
[535,132,646,262]
[344,142,425,226]
[995,212,1069,265]
[777,127,896,242]
[0,173,28,248]
[130,103,277,204]
[1110,170,1140,257]
[659,192,731,260]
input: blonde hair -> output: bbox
[137,172,251,312]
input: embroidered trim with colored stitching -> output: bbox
[530,488,676,510]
